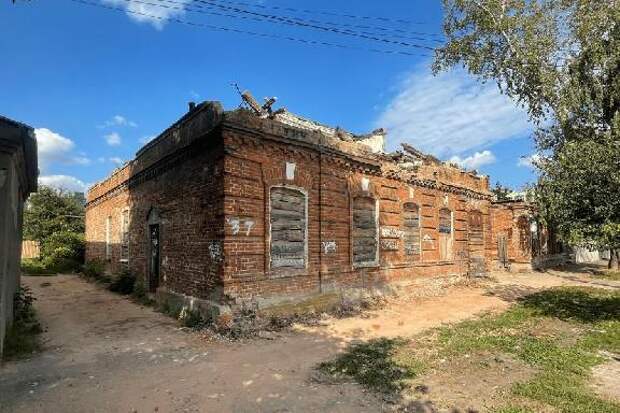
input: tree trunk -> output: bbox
[609,248,619,270]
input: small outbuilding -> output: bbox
[0,115,38,357]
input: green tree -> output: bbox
[536,141,620,268]
[23,186,85,246]
[434,0,620,268]
[491,181,512,201]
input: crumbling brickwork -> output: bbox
[489,200,568,271]
[86,99,546,313]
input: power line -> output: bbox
[68,0,432,57]
[124,0,443,46]
[175,0,445,45]
[190,0,431,27]
[190,0,436,51]
[190,0,445,41]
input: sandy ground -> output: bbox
[1,270,617,413]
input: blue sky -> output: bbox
[1,0,538,193]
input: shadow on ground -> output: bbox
[519,287,620,323]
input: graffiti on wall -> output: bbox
[226,217,255,236]
[322,241,337,254]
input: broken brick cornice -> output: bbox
[221,111,383,172]
[88,100,492,207]
[223,115,492,201]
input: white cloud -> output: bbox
[39,175,88,193]
[139,135,156,144]
[34,128,91,172]
[375,64,532,158]
[517,153,542,168]
[109,157,124,166]
[102,0,192,30]
[98,114,137,128]
[449,150,496,170]
[105,132,122,146]
[72,156,91,166]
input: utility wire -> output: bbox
[190,0,436,51]
[127,0,444,46]
[190,0,430,26]
[69,0,432,57]
[191,0,445,41]
[107,0,437,51]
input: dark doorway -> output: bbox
[149,224,160,292]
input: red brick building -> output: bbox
[85,100,557,315]
[490,199,567,272]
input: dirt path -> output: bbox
[1,271,616,413]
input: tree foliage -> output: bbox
[23,186,85,248]
[22,187,86,272]
[435,0,620,267]
[491,181,513,201]
[536,139,620,265]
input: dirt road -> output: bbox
[1,271,615,413]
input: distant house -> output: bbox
[0,115,38,358]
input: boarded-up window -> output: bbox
[352,196,378,265]
[468,210,485,274]
[439,208,452,261]
[468,211,483,242]
[270,187,307,269]
[403,202,420,257]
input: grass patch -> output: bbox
[21,257,81,276]
[318,287,620,412]
[596,271,620,281]
[3,286,42,361]
[21,258,56,276]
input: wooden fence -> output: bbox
[21,240,40,259]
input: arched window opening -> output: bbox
[120,208,130,270]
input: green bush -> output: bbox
[131,277,154,305]
[21,256,81,275]
[21,258,55,275]
[83,259,106,279]
[179,306,206,329]
[109,270,136,295]
[40,231,85,273]
[3,286,42,360]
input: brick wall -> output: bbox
[86,103,226,302]
[219,115,494,303]
[489,201,535,270]
[86,103,501,310]
[86,139,225,300]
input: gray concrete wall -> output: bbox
[0,153,25,357]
